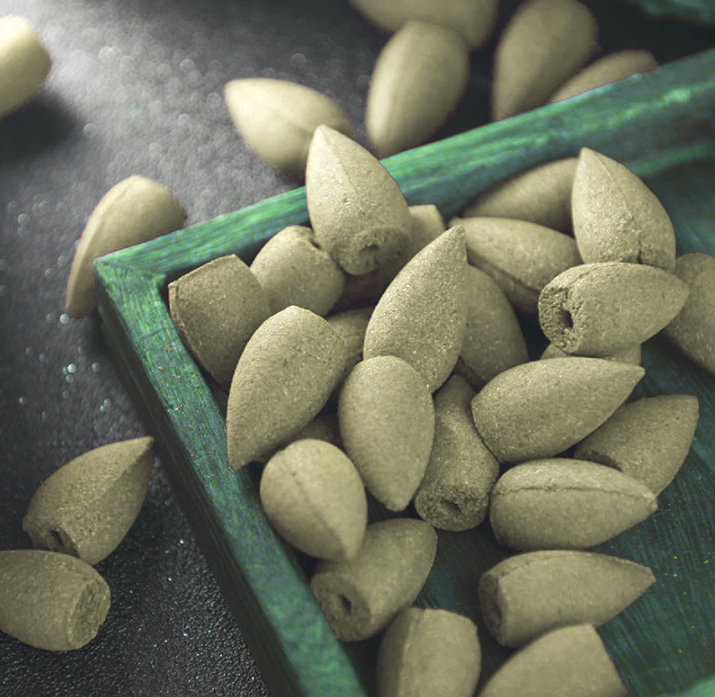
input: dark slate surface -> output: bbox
[0,1,713,695]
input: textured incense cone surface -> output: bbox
[664,252,715,377]
[462,158,578,232]
[376,607,481,697]
[259,439,367,561]
[363,226,468,392]
[310,518,438,641]
[414,375,499,530]
[0,16,51,120]
[326,307,374,382]
[461,217,582,313]
[226,306,347,469]
[249,225,345,316]
[471,357,644,463]
[539,262,689,356]
[478,550,656,648]
[548,50,658,103]
[571,148,676,271]
[575,394,699,495]
[491,0,597,121]
[365,21,470,159]
[455,265,529,389]
[347,0,498,49]
[0,550,110,651]
[477,624,628,697]
[489,459,658,551]
[22,437,155,565]
[337,204,445,309]
[254,411,342,465]
[541,342,641,365]
[338,356,435,511]
[66,175,186,317]
[169,255,271,391]
[223,78,353,181]
[305,125,412,275]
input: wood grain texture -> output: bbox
[95,49,715,697]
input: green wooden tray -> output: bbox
[95,47,715,697]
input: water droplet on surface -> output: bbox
[44,268,55,278]
[39,353,47,363]
[25,347,34,356]
[59,314,70,324]
[62,390,69,399]
[92,362,101,372]
[46,313,55,324]
[179,58,195,74]
[17,213,30,226]
[67,363,77,374]
[18,396,27,405]
[83,123,98,138]
[41,411,49,420]
[65,375,74,383]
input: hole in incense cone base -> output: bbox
[48,527,76,556]
[325,592,353,620]
[336,595,352,617]
[50,529,65,550]
[437,498,463,517]
[560,308,573,330]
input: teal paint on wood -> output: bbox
[96,48,715,697]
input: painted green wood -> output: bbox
[96,48,715,697]
[621,0,715,24]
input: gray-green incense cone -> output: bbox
[478,624,628,697]
[22,437,155,565]
[310,518,437,641]
[250,225,345,316]
[259,439,367,561]
[169,254,271,391]
[479,550,656,648]
[539,261,689,356]
[460,216,582,313]
[664,251,715,377]
[226,306,348,469]
[571,147,676,271]
[336,204,445,309]
[305,124,412,275]
[363,225,468,392]
[223,78,354,181]
[414,375,499,530]
[454,265,529,389]
[365,21,470,159]
[471,357,644,463]
[326,307,374,382]
[490,0,597,121]
[0,550,110,651]
[347,0,498,50]
[376,607,481,697]
[541,342,641,365]
[489,459,658,551]
[575,394,699,495]
[338,356,435,512]
[254,411,342,465]
[462,157,578,232]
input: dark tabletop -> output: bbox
[1,1,714,695]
